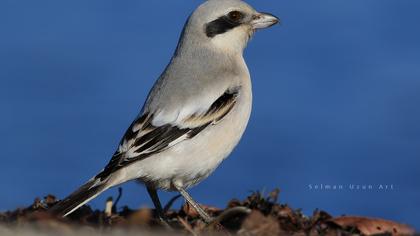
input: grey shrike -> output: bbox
[50,0,279,223]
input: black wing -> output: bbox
[95,89,239,180]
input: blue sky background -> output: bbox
[1,0,419,229]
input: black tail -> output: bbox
[49,178,108,217]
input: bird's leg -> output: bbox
[146,186,171,227]
[174,185,214,224]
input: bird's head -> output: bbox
[178,0,279,56]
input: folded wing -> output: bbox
[95,88,239,180]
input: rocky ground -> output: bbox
[0,189,416,236]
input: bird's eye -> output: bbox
[227,11,244,22]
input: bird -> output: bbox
[49,0,279,224]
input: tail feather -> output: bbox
[49,178,109,217]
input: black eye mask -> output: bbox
[205,15,243,38]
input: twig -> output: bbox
[178,216,198,236]
[105,197,113,217]
[163,194,182,213]
[112,187,123,213]
[211,206,251,225]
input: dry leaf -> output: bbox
[182,203,221,218]
[127,208,152,226]
[238,210,282,236]
[329,216,415,236]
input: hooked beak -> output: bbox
[251,12,280,29]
